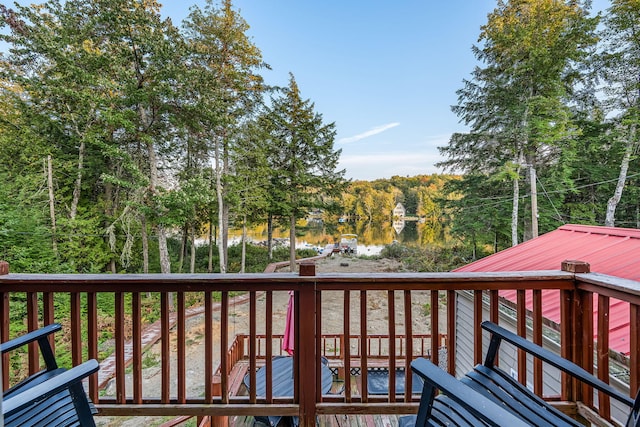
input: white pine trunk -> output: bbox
[289,215,296,271]
[215,138,226,273]
[512,176,519,247]
[605,127,636,227]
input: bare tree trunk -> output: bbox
[214,138,226,273]
[222,142,230,269]
[157,227,171,274]
[606,126,636,227]
[241,214,247,273]
[190,226,196,274]
[267,214,274,260]
[141,214,151,297]
[530,165,538,239]
[70,141,84,221]
[141,215,149,274]
[208,219,214,273]
[178,223,188,273]
[139,104,171,278]
[289,214,296,271]
[512,176,519,247]
[143,122,172,315]
[47,155,58,256]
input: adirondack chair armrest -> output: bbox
[1,323,62,354]
[481,321,634,408]
[1,323,62,370]
[3,359,99,418]
[410,358,530,426]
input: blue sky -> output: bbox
[186,0,611,182]
[164,1,500,180]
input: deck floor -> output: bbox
[227,361,412,427]
[228,375,406,427]
[230,414,402,427]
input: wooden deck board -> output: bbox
[229,413,402,427]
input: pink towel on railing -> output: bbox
[283,290,295,355]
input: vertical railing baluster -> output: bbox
[132,292,142,404]
[489,290,499,366]
[204,291,213,402]
[532,289,543,396]
[316,287,323,400]
[430,290,439,366]
[43,291,55,367]
[161,292,170,403]
[403,290,413,402]
[388,290,396,403]
[43,292,54,327]
[360,290,368,401]
[115,292,126,404]
[177,291,186,403]
[343,290,352,402]
[516,290,526,385]
[266,291,273,403]
[2,290,9,391]
[248,291,257,403]
[474,290,483,366]
[597,294,611,420]
[489,290,499,325]
[71,292,81,366]
[631,303,640,399]
[26,291,38,375]
[560,289,574,402]
[580,290,594,407]
[220,291,229,403]
[87,292,98,402]
[447,290,456,376]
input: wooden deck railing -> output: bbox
[1,260,639,426]
[232,333,445,363]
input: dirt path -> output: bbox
[97,255,437,426]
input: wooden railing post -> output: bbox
[560,260,590,403]
[209,374,227,427]
[0,261,9,275]
[298,262,317,427]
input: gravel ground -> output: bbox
[97,255,437,427]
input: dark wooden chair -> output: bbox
[2,324,99,427]
[3,359,99,426]
[398,357,530,426]
[461,321,639,427]
[1,323,66,398]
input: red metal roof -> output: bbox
[454,224,640,355]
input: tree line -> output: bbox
[2,0,640,274]
[438,0,640,257]
[0,0,344,274]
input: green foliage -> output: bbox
[0,0,639,275]
[381,242,472,272]
[336,175,452,224]
[380,242,410,259]
[260,73,346,266]
[440,0,599,243]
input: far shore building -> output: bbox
[393,203,406,218]
[453,224,640,423]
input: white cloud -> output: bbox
[338,122,400,144]
[338,150,444,181]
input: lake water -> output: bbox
[228,218,445,255]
